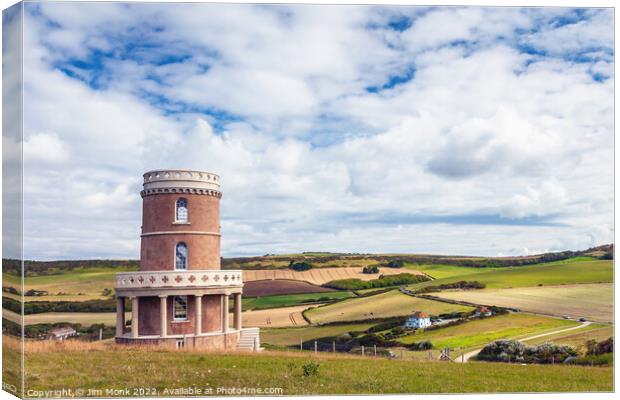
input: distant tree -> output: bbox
[386,260,405,268]
[362,265,380,274]
[288,261,313,271]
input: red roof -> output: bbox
[412,311,429,318]
[478,307,490,312]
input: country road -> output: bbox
[455,321,592,363]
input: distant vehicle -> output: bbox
[579,317,587,322]
[563,316,570,319]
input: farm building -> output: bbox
[475,307,493,317]
[46,327,77,340]
[115,170,260,351]
[405,311,431,329]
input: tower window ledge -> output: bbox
[172,221,191,225]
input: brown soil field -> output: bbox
[243,267,422,285]
[434,283,613,323]
[242,304,319,327]
[243,279,336,297]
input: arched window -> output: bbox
[176,198,188,222]
[175,242,188,270]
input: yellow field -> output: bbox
[3,309,129,326]
[433,283,613,323]
[305,290,473,324]
[242,304,318,327]
[243,267,422,285]
[523,325,613,349]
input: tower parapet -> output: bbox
[141,169,221,198]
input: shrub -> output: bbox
[362,265,380,274]
[416,281,485,294]
[477,340,577,364]
[323,273,430,290]
[385,260,405,268]
[302,361,320,377]
[288,261,313,271]
[408,340,433,350]
[586,337,613,355]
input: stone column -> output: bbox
[234,293,242,330]
[221,294,229,333]
[159,295,167,338]
[116,297,125,337]
[195,295,203,336]
[131,297,139,338]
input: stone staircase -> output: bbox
[237,327,261,351]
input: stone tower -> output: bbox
[115,170,259,350]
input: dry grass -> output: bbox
[305,290,472,324]
[243,267,422,285]
[243,304,319,327]
[434,283,613,323]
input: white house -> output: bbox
[46,326,77,341]
[405,311,431,329]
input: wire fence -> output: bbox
[291,340,467,362]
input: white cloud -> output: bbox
[13,4,614,259]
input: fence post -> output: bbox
[333,341,335,353]
[551,356,554,365]
[461,353,464,363]
[362,345,365,356]
[99,328,103,341]
[300,338,302,351]
[314,340,317,354]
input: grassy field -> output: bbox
[243,292,354,311]
[305,290,473,325]
[2,309,127,326]
[405,263,494,279]
[16,338,612,394]
[261,323,379,346]
[397,313,580,350]
[434,283,614,323]
[4,266,133,297]
[407,259,612,291]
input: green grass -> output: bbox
[305,290,472,324]
[397,313,580,350]
[22,345,612,394]
[405,263,493,279]
[5,266,134,297]
[243,292,354,311]
[407,259,612,291]
[262,323,379,346]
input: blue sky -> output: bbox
[5,4,614,259]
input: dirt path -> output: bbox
[455,321,592,363]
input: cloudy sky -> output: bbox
[5,3,614,260]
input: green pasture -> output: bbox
[21,344,612,393]
[243,292,355,311]
[407,259,612,291]
[397,313,580,350]
[261,322,379,346]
